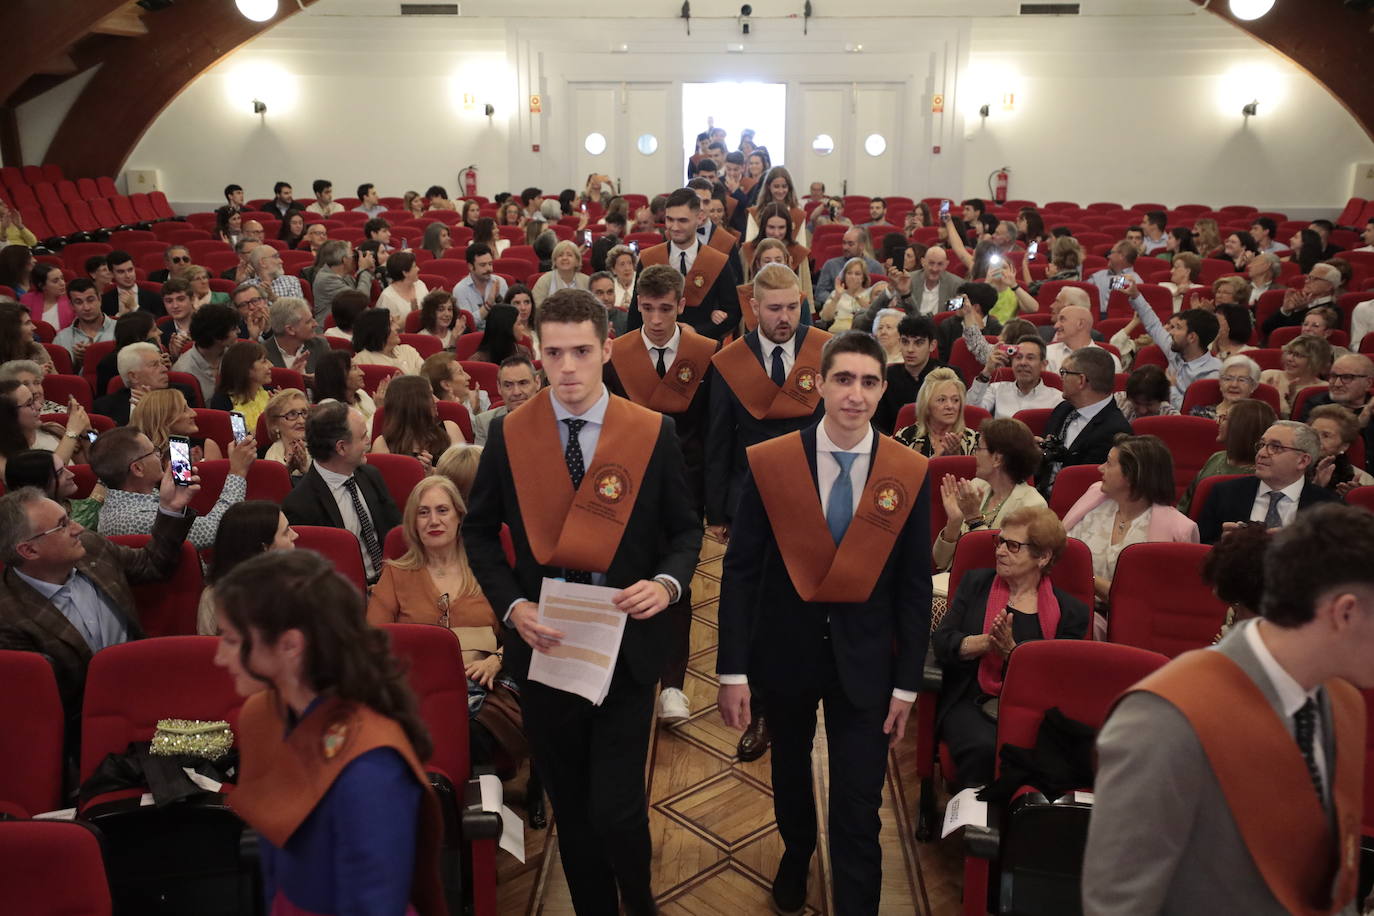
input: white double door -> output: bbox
[568,82,675,197]
[794,83,903,197]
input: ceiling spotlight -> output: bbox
[1228,0,1276,20]
[1242,100,1258,117]
[235,0,279,22]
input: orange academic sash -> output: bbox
[711,327,831,421]
[638,243,729,308]
[706,225,738,257]
[747,431,926,603]
[1125,650,1364,916]
[740,241,809,278]
[230,693,446,916]
[610,323,716,414]
[736,283,758,332]
[503,388,660,573]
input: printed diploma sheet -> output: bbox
[527,578,628,704]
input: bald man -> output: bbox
[241,219,265,243]
[1045,291,1121,374]
[1296,352,1374,421]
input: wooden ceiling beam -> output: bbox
[37,54,79,77]
[0,0,130,104]
[90,6,148,38]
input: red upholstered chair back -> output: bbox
[993,641,1168,779]
[925,455,977,561]
[1178,378,1281,415]
[436,400,474,442]
[44,373,94,411]
[82,340,117,393]
[1347,486,1374,514]
[1012,408,1054,437]
[458,361,500,404]
[1107,542,1226,657]
[1130,414,1221,500]
[948,529,1097,612]
[108,536,205,637]
[292,526,368,594]
[1187,473,1247,522]
[365,452,428,510]
[0,651,66,817]
[382,624,470,783]
[80,637,241,781]
[0,821,112,915]
[1048,464,1102,520]
[359,364,400,395]
[454,332,485,361]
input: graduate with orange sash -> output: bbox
[716,330,932,916]
[1084,503,1374,916]
[465,289,702,916]
[627,188,739,341]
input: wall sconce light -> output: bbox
[979,104,990,118]
[484,103,495,117]
[252,99,267,115]
[1242,100,1259,117]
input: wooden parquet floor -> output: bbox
[496,536,966,915]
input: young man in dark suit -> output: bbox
[717,331,932,915]
[1038,346,1133,497]
[873,314,957,434]
[281,402,401,585]
[627,188,740,340]
[465,289,703,916]
[100,251,165,318]
[1197,420,1340,544]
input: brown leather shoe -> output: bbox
[737,716,770,762]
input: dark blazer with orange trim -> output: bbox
[716,422,932,709]
[464,400,703,684]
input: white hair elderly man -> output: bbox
[248,245,303,302]
[1044,289,1121,374]
[262,296,329,375]
[92,341,195,426]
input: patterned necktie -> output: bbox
[562,418,592,584]
[653,347,667,378]
[343,477,383,575]
[1264,490,1285,529]
[679,251,689,276]
[1294,697,1324,802]
[770,347,787,387]
[827,452,858,544]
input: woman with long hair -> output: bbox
[1287,228,1325,275]
[278,211,306,250]
[210,340,274,428]
[213,209,242,248]
[421,222,452,260]
[197,500,297,634]
[377,251,430,323]
[505,285,538,351]
[416,289,460,349]
[261,387,311,477]
[471,303,533,365]
[353,308,424,376]
[312,349,379,423]
[1163,227,1197,259]
[215,549,443,916]
[461,199,483,230]
[435,442,483,504]
[0,379,90,475]
[746,165,807,246]
[1192,218,1223,258]
[471,216,508,257]
[894,368,980,457]
[132,387,223,462]
[496,201,524,228]
[0,245,34,296]
[21,262,72,329]
[742,201,813,299]
[4,447,106,529]
[372,374,465,463]
[402,191,426,221]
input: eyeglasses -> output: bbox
[274,408,308,422]
[14,398,38,412]
[996,535,1032,554]
[1059,369,1084,379]
[237,296,266,308]
[1255,439,1306,455]
[23,516,72,543]
[170,256,191,264]
[1329,373,1371,384]
[131,448,161,467]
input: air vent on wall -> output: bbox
[1020,3,1081,13]
[400,3,459,15]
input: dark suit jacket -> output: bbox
[626,255,741,341]
[931,568,1089,730]
[101,286,165,318]
[716,424,933,709]
[704,326,827,525]
[1196,475,1340,544]
[92,383,199,427]
[263,335,331,375]
[464,407,702,685]
[1038,397,1132,496]
[0,508,194,719]
[281,464,402,544]
[603,360,712,516]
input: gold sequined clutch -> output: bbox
[150,719,234,761]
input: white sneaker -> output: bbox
[657,687,691,724]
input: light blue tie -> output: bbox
[826,452,858,544]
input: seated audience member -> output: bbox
[372,375,466,463]
[935,282,1003,370]
[1294,352,1373,424]
[421,351,489,416]
[210,340,275,429]
[1039,347,1134,496]
[281,400,401,585]
[230,280,271,342]
[353,308,424,376]
[21,262,73,329]
[421,222,452,260]
[101,251,164,318]
[247,246,303,303]
[0,246,34,297]
[814,227,882,304]
[532,240,589,306]
[1124,278,1221,407]
[213,551,439,916]
[313,350,379,424]
[0,358,65,413]
[377,251,430,323]
[173,303,241,407]
[1209,303,1257,361]
[325,289,370,342]
[932,506,1090,787]
[875,315,951,434]
[132,387,224,462]
[0,380,88,475]
[417,290,461,349]
[1045,293,1121,373]
[1087,242,1143,317]
[52,279,116,364]
[590,213,626,273]
[454,243,509,330]
[277,212,307,252]
[85,255,115,297]
[934,418,1046,571]
[0,472,196,730]
[93,340,193,428]
[1064,434,1199,607]
[1250,217,1287,255]
[1196,420,1339,544]
[872,307,903,365]
[895,368,979,457]
[1308,403,1374,494]
[1222,229,1260,270]
[1300,306,1348,355]
[261,388,312,478]
[92,310,159,400]
[197,500,297,635]
[306,179,344,217]
[471,355,538,446]
[1259,333,1331,418]
[470,303,533,366]
[1178,398,1276,515]
[1114,365,1179,420]
[1348,288,1374,350]
[221,238,257,284]
[311,240,377,325]
[1023,236,1084,299]
[968,333,1062,417]
[264,297,328,375]
[471,216,509,259]
[1246,252,1283,303]
[1159,252,1205,312]
[435,443,483,504]
[1261,262,1342,337]
[818,257,874,332]
[606,244,637,312]
[5,448,104,529]
[353,182,385,217]
[158,278,196,355]
[95,425,253,550]
[1190,354,1261,420]
[588,271,626,338]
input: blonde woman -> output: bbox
[819,257,873,332]
[1260,334,1332,417]
[1193,218,1223,258]
[436,442,483,504]
[131,387,223,462]
[262,387,311,477]
[186,265,231,308]
[894,367,979,457]
[531,240,589,306]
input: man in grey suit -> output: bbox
[1083,503,1374,916]
[471,355,539,446]
[309,240,376,325]
[853,246,964,331]
[262,297,330,376]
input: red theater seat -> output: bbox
[1107,542,1227,656]
[108,536,205,637]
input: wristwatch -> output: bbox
[64,429,83,440]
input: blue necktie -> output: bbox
[826,452,858,544]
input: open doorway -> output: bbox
[682,82,786,170]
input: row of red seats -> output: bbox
[7,191,177,243]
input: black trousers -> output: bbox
[940,693,998,790]
[522,668,657,916]
[658,592,693,691]
[761,651,891,915]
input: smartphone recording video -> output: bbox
[169,436,193,487]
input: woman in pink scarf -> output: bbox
[932,506,1090,788]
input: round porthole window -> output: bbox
[811,133,835,155]
[636,133,659,155]
[864,133,887,157]
[584,132,608,155]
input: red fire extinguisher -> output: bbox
[989,167,1010,205]
[460,165,478,198]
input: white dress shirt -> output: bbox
[640,325,681,372]
[1241,620,1328,805]
[760,333,798,379]
[967,377,1064,418]
[669,239,701,276]
[1062,394,1113,448]
[919,281,943,317]
[1248,476,1306,529]
[1045,341,1121,375]
[315,462,381,580]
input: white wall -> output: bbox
[18,0,1374,214]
